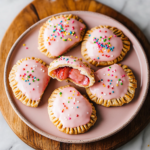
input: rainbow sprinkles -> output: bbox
[86,64,137,107]
[38,14,86,58]
[89,32,116,59]
[9,57,50,107]
[81,25,131,66]
[48,85,97,134]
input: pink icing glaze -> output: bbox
[52,87,92,128]
[15,59,50,101]
[43,18,85,57]
[90,64,129,100]
[86,28,123,61]
[49,56,91,75]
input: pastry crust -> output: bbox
[38,14,86,58]
[48,56,95,87]
[86,64,137,107]
[9,57,50,107]
[48,85,97,134]
[81,25,131,66]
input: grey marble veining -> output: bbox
[0,0,150,149]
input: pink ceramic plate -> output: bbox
[4,11,149,143]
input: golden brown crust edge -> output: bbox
[9,57,50,107]
[86,64,137,107]
[81,25,131,66]
[48,56,95,88]
[48,85,97,134]
[38,14,86,58]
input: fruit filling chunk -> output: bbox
[51,67,90,86]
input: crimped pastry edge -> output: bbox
[86,64,137,107]
[48,85,97,134]
[48,56,95,88]
[81,25,131,66]
[9,57,50,107]
[38,14,86,58]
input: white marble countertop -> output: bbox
[0,0,150,149]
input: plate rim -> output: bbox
[4,10,149,143]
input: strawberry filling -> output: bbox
[51,67,90,86]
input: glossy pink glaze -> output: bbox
[6,12,148,142]
[52,87,92,128]
[90,64,129,100]
[43,18,85,57]
[86,28,123,61]
[15,59,50,100]
[49,56,91,75]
